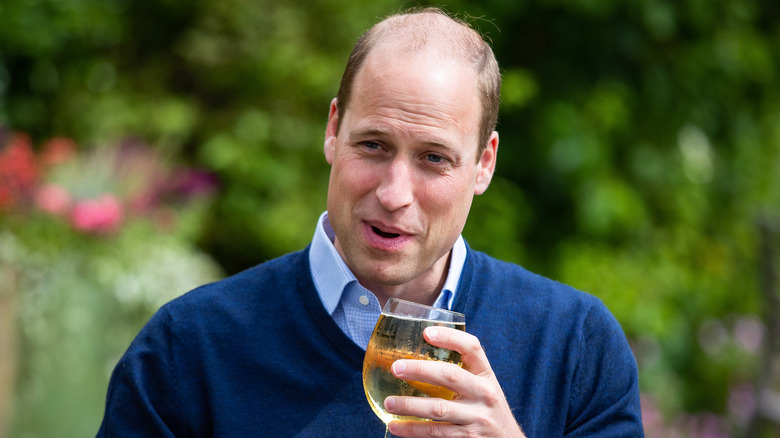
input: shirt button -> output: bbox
[359,295,370,306]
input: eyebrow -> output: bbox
[348,127,391,141]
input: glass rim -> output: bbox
[382,297,465,323]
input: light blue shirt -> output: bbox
[309,211,466,350]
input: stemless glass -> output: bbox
[362,298,466,437]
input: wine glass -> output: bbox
[362,298,466,437]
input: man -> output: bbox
[98,8,644,437]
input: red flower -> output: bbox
[0,133,39,211]
[40,137,77,168]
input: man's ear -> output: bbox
[324,98,339,164]
[475,131,498,195]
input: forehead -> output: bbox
[346,44,482,142]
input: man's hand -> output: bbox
[383,326,526,438]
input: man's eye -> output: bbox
[362,141,381,150]
[425,154,444,164]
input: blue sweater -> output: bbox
[97,247,644,437]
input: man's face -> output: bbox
[323,45,498,303]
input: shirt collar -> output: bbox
[309,211,466,314]
[435,234,466,310]
[309,211,357,315]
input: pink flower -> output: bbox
[35,184,72,216]
[70,194,124,234]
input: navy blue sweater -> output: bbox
[97,247,643,437]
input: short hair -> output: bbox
[335,7,501,160]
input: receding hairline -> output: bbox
[365,10,491,68]
[335,8,502,159]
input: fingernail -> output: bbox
[392,361,406,375]
[384,397,396,411]
[427,327,438,340]
[388,421,399,433]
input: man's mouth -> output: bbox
[371,226,400,239]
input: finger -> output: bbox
[384,393,472,425]
[391,359,485,400]
[424,326,492,375]
[388,419,468,438]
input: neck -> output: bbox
[361,251,452,309]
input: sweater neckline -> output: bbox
[294,244,477,368]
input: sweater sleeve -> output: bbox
[564,301,644,437]
[96,308,182,437]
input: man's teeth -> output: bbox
[372,226,400,238]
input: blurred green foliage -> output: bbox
[1,0,779,436]
[1,221,222,437]
[0,134,223,437]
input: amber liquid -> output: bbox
[362,313,465,424]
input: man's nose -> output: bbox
[375,158,414,212]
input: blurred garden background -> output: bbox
[1,0,779,436]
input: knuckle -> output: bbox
[431,399,450,419]
[460,339,484,361]
[475,414,492,429]
[466,340,484,355]
[444,364,460,384]
[483,386,502,408]
[403,396,419,412]
[462,416,493,438]
[414,360,429,374]
[425,421,447,437]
